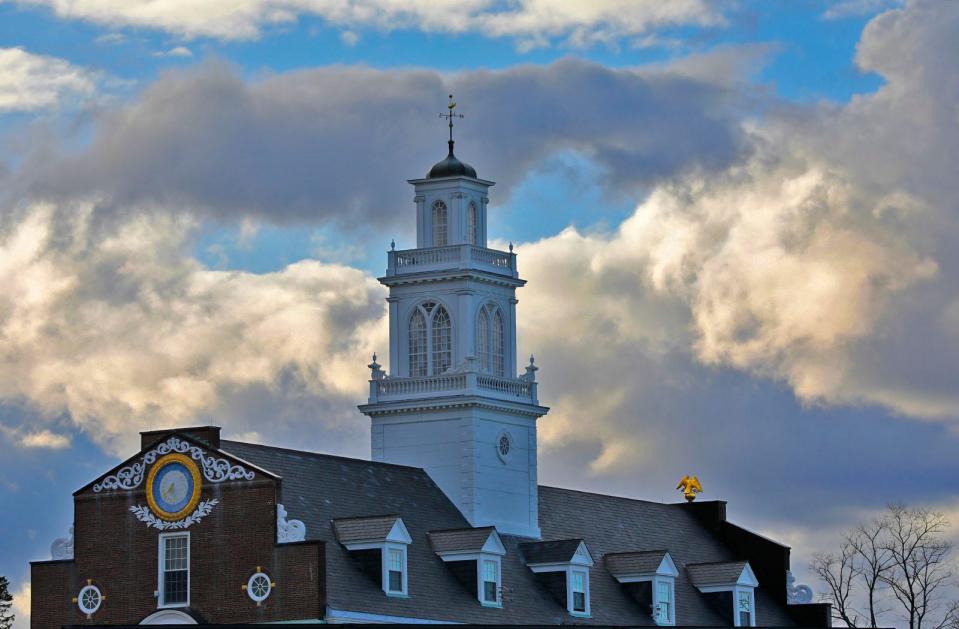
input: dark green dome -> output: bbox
[427,141,477,179]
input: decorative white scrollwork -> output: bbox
[277,504,306,543]
[130,499,219,530]
[94,437,254,492]
[786,570,814,604]
[50,526,74,560]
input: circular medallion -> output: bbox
[247,572,272,603]
[495,430,514,464]
[146,453,202,521]
[77,584,102,615]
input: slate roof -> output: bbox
[605,550,669,577]
[221,440,800,626]
[519,538,586,564]
[429,527,496,554]
[333,515,400,544]
[687,560,751,587]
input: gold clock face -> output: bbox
[146,453,202,521]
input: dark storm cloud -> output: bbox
[11,58,752,229]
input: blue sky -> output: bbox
[3,0,959,626]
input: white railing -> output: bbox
[369,371,537,405]
[387,245,516,277]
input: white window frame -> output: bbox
[432,200,448,246]
[735,587,755,627]
[569,568,591,617]
[408,301,453,376]
[157,532,190,609]
[383,543,408,597]
[654,576,675,626]
[479,556,501,607]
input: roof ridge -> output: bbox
[604,549,668,557]
[332,514,401,522]
[538,484,672,506]
[220,439,428,473]
[428,526,495,534]
[687,559,747,567]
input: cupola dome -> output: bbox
[427,140,477,179]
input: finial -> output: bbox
[390,239,395,251]
[529,354,535,365]
[509,241,514,253]
[368,353,385,380]
[676,475,703,502]
[439,93,464,155]
[522,354,539,381]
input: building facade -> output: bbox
[31,133,830,627]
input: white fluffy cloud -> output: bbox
[0,48,96,113]
[0,202,386,455]
[14,0,721,45]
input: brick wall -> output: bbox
[31,442,325,627]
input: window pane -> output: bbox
[573,591,586,612]
[491,309,504,377]
[409,310,427,376]
[740,611,751,626]
[484,580,498,602]
[657,601,670,623]
[571,572,585,592]
[162,536,189,605]
[432,201,447,246]
[483,560,497,582]
[431,307,452,374]
[389,570,402,592]
[477,309,489,372]
[389,549,403,571]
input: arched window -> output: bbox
[491,309,505,377]
[431,306,452,374]
[467,202,478,245]
[477,308,490,372]
[476,304,506,376]
[409,302,453,376]
[409,309,428,377]
[432,201,448,246]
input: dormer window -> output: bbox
[687,560,759,627]
[605,550,679,625]
[333,515,412,597]
[429,527,506,608]
[520,539,594,617]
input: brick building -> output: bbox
[31,117,831,627]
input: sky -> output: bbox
[1,0,958,626]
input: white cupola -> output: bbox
[358,96,548,538]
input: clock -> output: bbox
[146,453,202,521]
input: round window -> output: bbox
[77,584,102,615]
[247,572,272,603]
[495,430,513,463]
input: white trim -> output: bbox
[326,608,459,624]
[383,544,408,597]
[653,576,676,626]
[77,584,102,616]
[157,531,190,608]
[569,567,591,617]
[247,572,272,604]
[140,609,197,624]
[479,556,502,608]
[735,587,756,627]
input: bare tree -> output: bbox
[813,504,957,629]
[882,505,953,629]
[848,515,895,627]
[812,542,863,627]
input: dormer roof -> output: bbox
[332,515,411,546]
[520,538,594,567]
[605,550,679,580]
[429,527,505,556]
[687,560,759,588]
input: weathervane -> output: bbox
[676,475,703,502]
[439,94,464,147]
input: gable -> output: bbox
[76,432,277,497]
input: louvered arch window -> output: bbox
[467,201,478,245]
[476,304,505,376]
[409,302,453,376]
[432,201,448,246]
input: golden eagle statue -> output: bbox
[676,475,703,502]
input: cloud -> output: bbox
[153,46,194,58]
[11,58,753,231]
[0,202,386,455]
[0,425,71,449]
[12,0,723,46]
[11,581,29,629]
[0,47,96,113]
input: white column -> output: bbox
[415,195,426,248]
